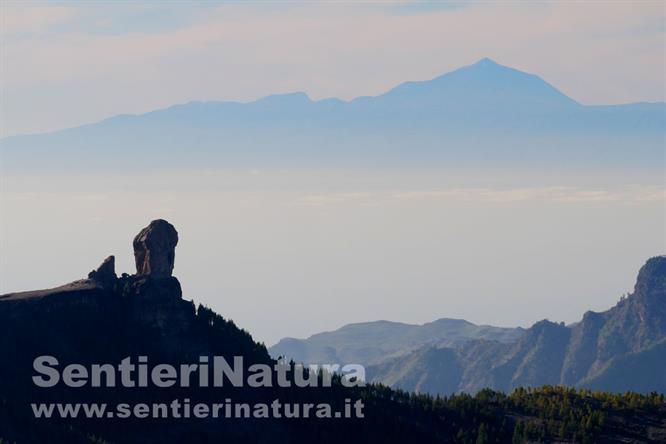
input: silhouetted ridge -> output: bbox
[2,59,663,173]
[366,256,666,394]
[634,255,666,295]
[0,223,664,443]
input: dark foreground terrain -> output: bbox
[1,220,664,443]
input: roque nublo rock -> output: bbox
[133,219,178,278]
[0,220,187,326]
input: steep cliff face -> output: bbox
[368,257,666,395]
[498,320,571,390]
[560,310,607,385]
[565,256,666,383]
[602,257,666,351]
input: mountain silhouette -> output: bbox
[359,58,579,110]
[364,257,666,395]
[1,58,663,172]
[270,318,524,366]
[271,257,666,396]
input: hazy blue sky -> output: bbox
[1,1,665,136]
[0,2,664,345]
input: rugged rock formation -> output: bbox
[367,256,666,395]
[133,219,178,278]
[0,222,279,444]
[88,255,117,285]
[2,220,182,309]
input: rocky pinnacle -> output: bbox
[133,219,179,278]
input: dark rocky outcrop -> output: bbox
[133,219,178,278]
[2,220,186,330]
[88,255,117,285]
[0,221,190,334]
[0,221,276,444]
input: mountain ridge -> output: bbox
[7,57,653,140]
[368,57,581,109]
[270,317,525,366]
[1,58,663,173]
[366,256,666,395]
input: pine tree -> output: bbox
[512,421,524,444]
[476,423,489,444]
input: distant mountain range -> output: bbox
[270,318,524,367]
[2,58,664,172]
[271,256,666,395]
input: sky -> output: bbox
[1,1,665,137]
[0,1,665,346]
